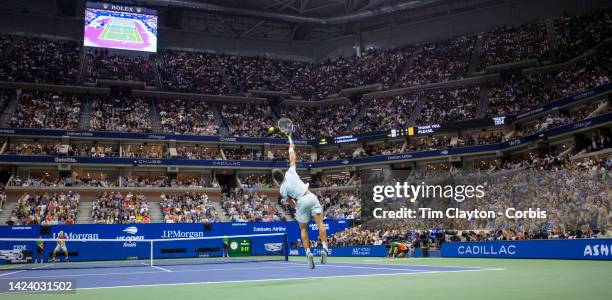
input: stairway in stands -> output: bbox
[475,86,491,118]
[545,18,558,63]
[148,203,164,223]
[408,95,427,125]
[154,56,164,89]
[267,106,279,121]
[76,46,88,84]
[0,200,17,225]
[78,98,92,130]
[148,99,162,133]
[393,48,422,87]
[0,36,20,62]
[350,98,368,131]
[213,58,237,95]
[76,202,93,224]
[0,91,20,127]
[271,63,305,99]
[211,201,230,222]
[211,105,230,136]
[467,34,485,75]
[276,203,293,221]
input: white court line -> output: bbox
[0,261,504,280]
[0,265,299,280]
[150,265,172,273]
[285,261,503,272]
[360,259,496,269]
[77,268,507,291]
[0,263,55,277]
[364,258,430,262]
[315,264,470,272]
[283,260,493,271]
[279,261,434,271]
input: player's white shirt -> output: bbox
[279,166,308,200]
[54,235,67,252]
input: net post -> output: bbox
[284,233,289,261]
[150,240,154,267]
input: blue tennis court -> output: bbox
[0,260,493,290]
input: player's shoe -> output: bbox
[321,248,328,264]
[307,253,315,269]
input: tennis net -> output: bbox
[0,233,288,271]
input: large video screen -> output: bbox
[84,2,157,52]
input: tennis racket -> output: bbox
[277,117,294,144]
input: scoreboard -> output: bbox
[227,238,251,257]
[318,116,508,145]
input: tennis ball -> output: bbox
[268,126,275,133]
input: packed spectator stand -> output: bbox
[91,192,150,224]
[88,96,152,132]
[0,9,609,252]
[480,21,549,67]
[158,50,229,94]
[161,192,220,223]
[9,91,82,130]
[7,192,79,226]
[85,49,158,86]
[222,189,284,222]
[0,37,80,85]
[157,99,220,136]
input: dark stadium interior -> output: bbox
[0,0,609,298]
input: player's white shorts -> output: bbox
[54,245,67,253]
[295,192,323,224]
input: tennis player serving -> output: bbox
[273,118,329,269]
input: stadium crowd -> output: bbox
[0,31,607,139]
[91,191,150,224]
[0,37,80,85]
[554,10,612,61]
[89,96,152,132]
[85,49,158,86]
[322,155,611,247]
[480,21,549,67]
[160,192,220,223]
[9,176,116,188]
[157,99,219,136]
[6,192,79,226]
[9,91,82,130]
[416,86,481,125]
[220,103,276,137]
[399,36,474,86]
[317,190,361,220]
[278,102,360,139]
[158,50,229,94]
[221,55,292,93]
[221,189,284,222]
[0,10,609,251]
[355,94,418,133]
[488,49,611,116]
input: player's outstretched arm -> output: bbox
[289,143,296,168]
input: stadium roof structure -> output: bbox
[109,0,503,41]
[1,0,594,46]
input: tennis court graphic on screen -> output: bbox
[84,2,157,52]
